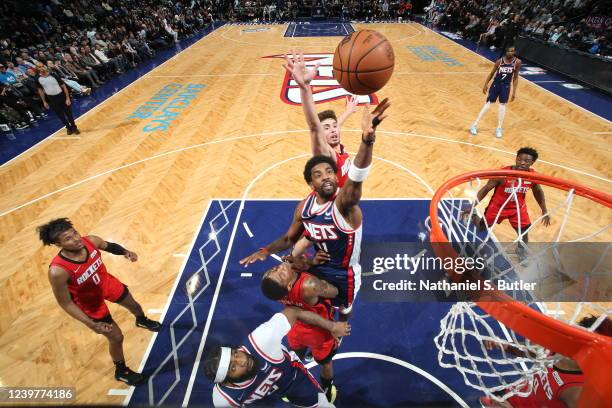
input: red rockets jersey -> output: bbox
[488,165,536,211]
[335,144,351,188]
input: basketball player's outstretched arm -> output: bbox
[337,98,390,215]
[239,202,306,267]
[48,266,112,334]
[482,60,501,94]
[510,59,521,102]
[462,179,500,215]
[337,95,359,127]
[283,52,335,158]
[87,235,138,262]
[531,184,550,226]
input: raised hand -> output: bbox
[345,95,359,114]
[361,97,391,143]
[283,51,320,88]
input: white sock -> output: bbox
[473,102,492,126]
[498,104,506,128]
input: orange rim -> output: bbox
[429,170,612,407]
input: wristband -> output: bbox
[361,135,374,146]
[348,163,371,182]
[105,242,127,255]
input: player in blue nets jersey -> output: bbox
[240,98,391,320]
[470,46,522,138]
[203,306,350,407]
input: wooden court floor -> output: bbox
[0,23,610,404]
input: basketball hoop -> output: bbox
[427,170,612,407]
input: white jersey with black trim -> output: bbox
[212,313,302,407]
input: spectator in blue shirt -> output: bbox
[0,64,18,86]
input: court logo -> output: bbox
[407,46,463,67]
[263,53,378,106]
[127,83,206,132]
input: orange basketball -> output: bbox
[333,29,395,95]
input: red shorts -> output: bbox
[484,205,531,229]
[287,322,337,364]
[74,274,128,319]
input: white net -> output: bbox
[426,173,612,402]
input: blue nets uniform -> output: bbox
[487,57,517,104]
[300,192,362,310]
[212,313,324,407]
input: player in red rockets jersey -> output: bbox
[284,51,359,188]
[479,315,612,408]
[37,218,161,386]
[464,147,550,248]
[261,254,341,403]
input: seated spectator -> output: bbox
[0,82,45,125]
[62,53,102,88]
[15,57,35,74]
[47,60,91,96]
[478,18,500,48]
[0,64,19,86]
[6,61,27,82]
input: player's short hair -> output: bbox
[203,346,223,382]
[517,147,538,162]
[318,110,337,123]
[261,275,289,300]
[578,315,612,337]
[505,44,515,51]
[303,155,337,183]
[37,218,74,245]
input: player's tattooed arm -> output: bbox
[282,306,351,339]
[302,276,339,305]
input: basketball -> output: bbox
[333,29,395,95]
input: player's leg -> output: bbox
[95,315,146,385]
[496,86,510,138]
[116,291,161,331]
[510,211,531,261]
[315,336,338,404]
[284,359,333,408]
[104,275,161,331]
[471,86,497,135]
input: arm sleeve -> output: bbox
[248,313,291,363]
